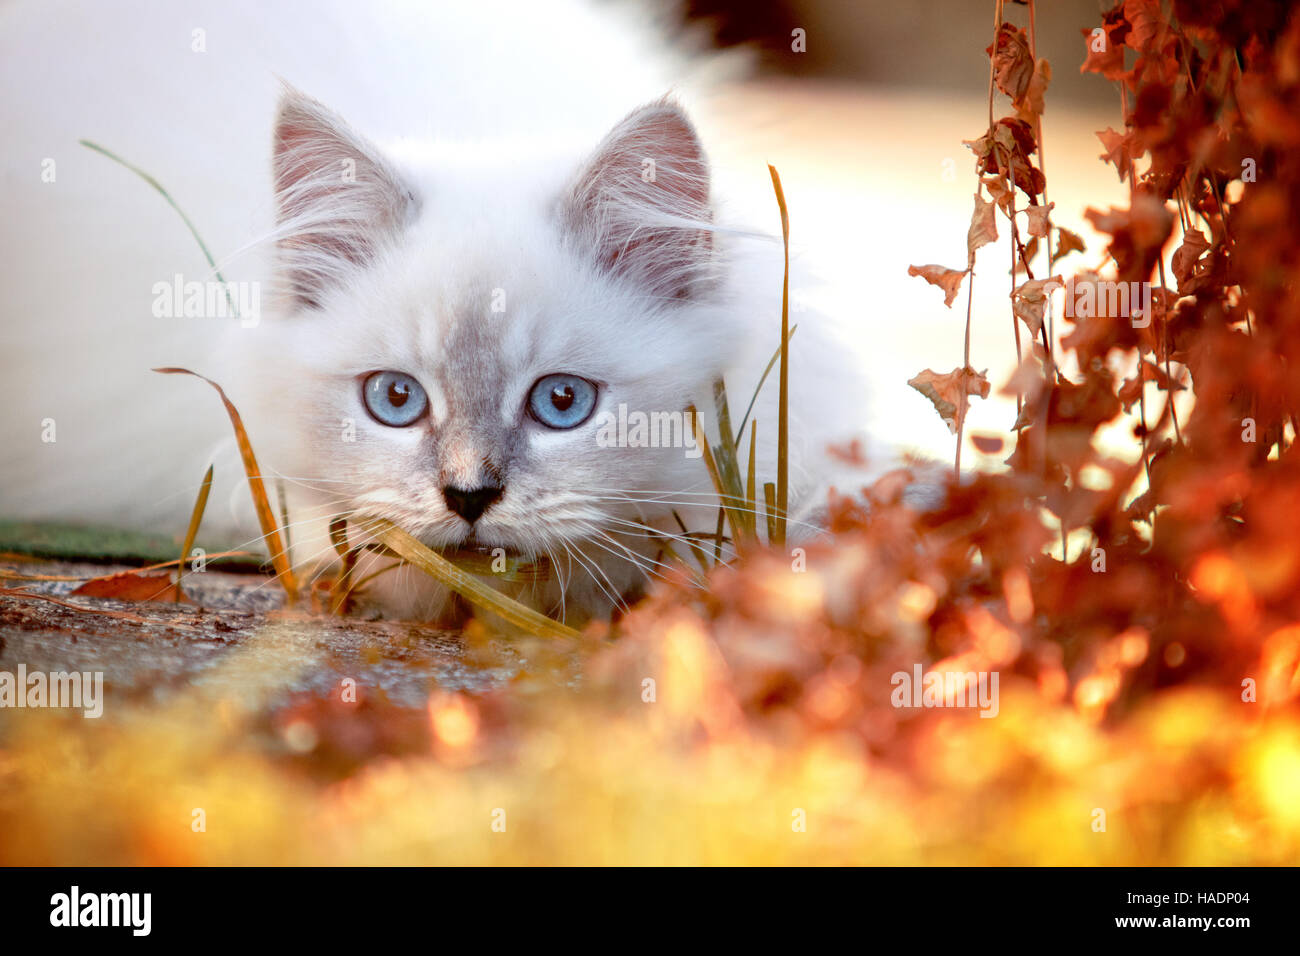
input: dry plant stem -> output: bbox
[1139,387,1153,489]
[276,478,293,570]
[690,407,750,555]
[646,536,698,583]
[710,382,754,542]
[175,464,213,600]
[0,570,86,583]
[358,518,582,641]
[763,483,778,544]
[961,0,1005,479]
[329,543,360,616]
[768,164,791,547]
[672,511,712,574]
[154,368,299,603]
[1156,257,1183,443]
[746,420,758,520]
[1010,178,1024,422]
[1117,84,1154,488]
[957,271,974,480]
[987,0,1002,129]
[116,551,253,578]
[1027,0,1054,356]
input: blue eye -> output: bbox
[362,371,428,427]
[528,374,598,429]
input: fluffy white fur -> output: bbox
[0,0,891,623]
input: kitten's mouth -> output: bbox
[442,536,549,582]
[347,513,546,579]
[453,539,507,558]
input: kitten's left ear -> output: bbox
[564,99,713,301]
[273,86,418,308]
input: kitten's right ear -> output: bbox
[563,100,713,301]
[272,86,418,308]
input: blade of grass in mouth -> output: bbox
[358,517,582,640]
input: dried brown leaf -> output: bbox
[1052,227,1086,263]
[72,570,188,604]
[1011,275,1064,338]
[1015,59,1052,124]
[967,193,999,260]
[1097,127,1142,181]
[987,24,1034,102]
[908,366,991,434]
[981,175,1014,214]
[907,264,968,308]
[1025,201,1055,238]
[1172,228,1211,292]
[1080,19,1126,81]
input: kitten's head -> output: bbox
[262,88,737,565]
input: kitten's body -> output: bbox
[1,0,887,623]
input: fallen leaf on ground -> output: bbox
[72,570,188,603]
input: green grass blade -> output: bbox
[736,324,798,439]
[79,139,239,318]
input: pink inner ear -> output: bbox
[567,100,714,301]
[274,112,367,272]
[272,90,416,307]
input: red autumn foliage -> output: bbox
[595,0,1300,744]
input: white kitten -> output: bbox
[0,0,888,623]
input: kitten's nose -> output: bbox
[441,484,503,525]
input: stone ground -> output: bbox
[0,557,516,716]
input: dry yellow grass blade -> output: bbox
[358,517,582,640]
[768,164,791,547]
[175,464,213,601]
[0,569,85,583]
[709,381,754,542]
[688,406,750,556]
[112,551,253,578]
[763,482,778,544]
[154,368,298,604]
[746,419,758,522]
